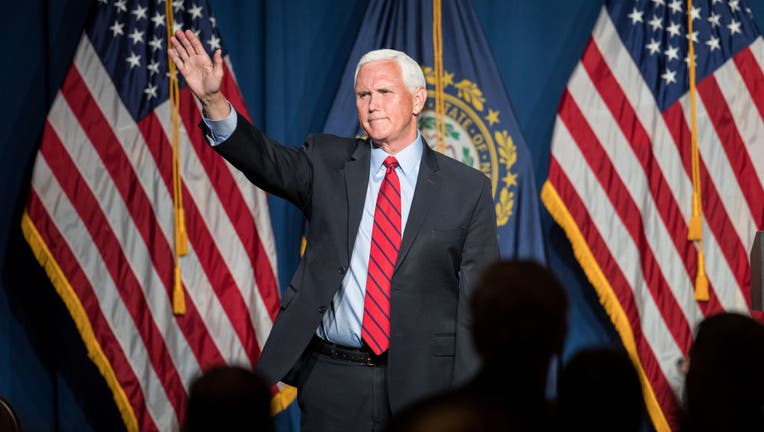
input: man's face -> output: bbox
[355,60,425,153]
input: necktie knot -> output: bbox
[383,157,399,170]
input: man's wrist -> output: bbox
[201,92,230,120]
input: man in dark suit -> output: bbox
[169,30,499,431]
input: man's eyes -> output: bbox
[357,90,393,98]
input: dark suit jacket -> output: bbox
[211,112,499,412]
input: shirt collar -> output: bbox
[370,132,423,177]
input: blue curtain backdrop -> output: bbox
[3,1,764,430]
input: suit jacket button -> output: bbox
[337,266,347,275]
[318,306,327,313]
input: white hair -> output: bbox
[354,49,426,93]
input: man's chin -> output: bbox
[365,132,389,144]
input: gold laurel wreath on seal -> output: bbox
[421,67,517,227]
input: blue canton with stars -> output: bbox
[608,0,760,111]
[87,0,226,121]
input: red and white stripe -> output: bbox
[545,7,764,431]
[26,35,280,431]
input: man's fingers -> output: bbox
[189,30,207,57]
[170,35,190,63]
[179,30,197,57]
[167,48,184,71]
[213,49,223,70]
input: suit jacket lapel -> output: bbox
[344,139,371,261]
[395,140,440,274]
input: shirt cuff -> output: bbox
[202,102,237,146]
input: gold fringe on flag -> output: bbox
[166,3,188,315]
[21,213,140,431]
[686,0,708,301]
[433,0,446,154]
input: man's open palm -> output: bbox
[167,29,224,107]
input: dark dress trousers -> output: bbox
[209,112,500,413]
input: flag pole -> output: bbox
[433,0,446,154]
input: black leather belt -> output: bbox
[309,336,387,366]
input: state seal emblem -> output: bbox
[418,67,517,226]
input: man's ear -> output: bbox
[412,86,427,115]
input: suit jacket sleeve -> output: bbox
[204,111,314,217]
[453,175,500,385]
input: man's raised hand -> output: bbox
[168,29,229,119]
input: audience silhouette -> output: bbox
[556,347,644,432]
[182,274,764,432]
[183,364,274,432]
[387,260,567,431]
[680,312,764,432]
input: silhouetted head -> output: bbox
[384,392,509,432]
[557,347,644,432]
[184,364,273,432]
[470,260,568,365]
[682,312,764,432]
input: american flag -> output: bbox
[542,0,764,430]
[21,1,281,430]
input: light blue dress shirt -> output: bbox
[202,103,237,145]
[203,107,423,348]
[318,135,422,347]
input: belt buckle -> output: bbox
[365,355,375,366]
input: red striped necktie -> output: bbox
[362,156,401,355]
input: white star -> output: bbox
[149,35,163,52]
[173,20,184,34]
[131,5,147,21]
[651,0,665,6]
[684,52,697,68]
[686,30,699,43]
[628,8,644,24]
[667,22,681,37]
[209,17,217,28]
[649,15,663,31]
[128,28,144,45]
[662,69,677,84]
[729,0,741,13]
[109,20,125,37]
[114,0,127,13]
[689,6,701,20]
[747,7,754,17]
[173,0,184,12]
[712,0,722,4]
[189,4,204,20]
[193,28,201,38]
[706,36,721,51]
[207,34,221,51]
[144,84,158,100]
[126,52,141,69]
[665,45,679,61]
[669,0,683,13]
[147,60,160,75]
[151,12,165,28]
[646,39,662,55]
[708,12,721,27]
[728,19,742,35]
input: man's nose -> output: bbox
[368,94,378,111]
